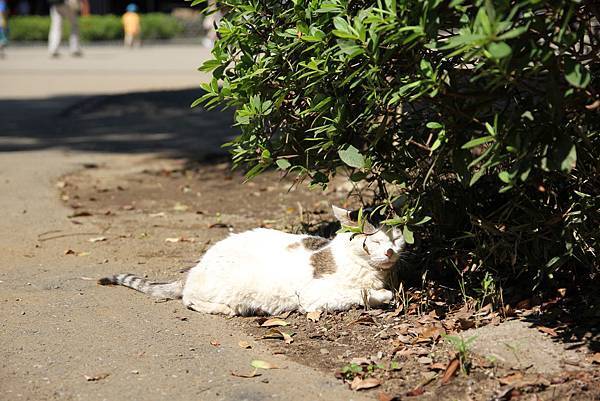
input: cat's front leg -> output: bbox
[367,289,394,307]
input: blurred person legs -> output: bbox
[201,0,221,48]
[124,32,141,48]
[0,0,7,58]
[48,0,81,57]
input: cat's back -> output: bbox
[199,228,328,273]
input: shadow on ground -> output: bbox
[0,88,237,157]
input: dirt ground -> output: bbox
[56,156,600,401]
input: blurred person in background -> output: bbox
[201,0,221,48]
[122,3,141,48]
[0,0,7,58]
[48,0,87,57]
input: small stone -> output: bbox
[320,348,330,355]
[21,311,26,315]
[131,370,139,375]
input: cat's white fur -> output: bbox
[181,206,405,315]
[99,206,405,316]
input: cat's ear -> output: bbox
[332,205,355,226]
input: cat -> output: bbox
[98,205,406,316]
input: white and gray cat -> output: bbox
[98,205,405,316]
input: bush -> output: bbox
[141,13,184,40]
[198,0,599,297]
[8,13,183,41]
[7,15,51,41]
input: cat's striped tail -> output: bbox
[98,273,184,299]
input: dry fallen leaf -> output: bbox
[262,328,294,344]
[84,373,110,381]
[231,369,261,378]
[210,339,220,347]
[429,362,447,371]
[173,202,189,212]
[261,318,289,327]
[417,356,433,365]
[441,358,460,384]
[88,237,107,243]
[238,341,252,349]
[251,360,278,370]
[405,386,425,397]
[537,326,558,337]
[307,310,322,322]
[377,391,400,401]
[590,353,600,364]
[164,237,195,243]
[499,372,524,385]
[350,377,381,391]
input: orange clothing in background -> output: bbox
[122,11,140,35]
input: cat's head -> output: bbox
[332,205,406,269]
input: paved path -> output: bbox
[0,46,366,401]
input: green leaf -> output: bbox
[498,171,511,183]
[560,144,577,172]
[565,61,591,88]
[276,159,291,170]
[413,216,431,225]
[338,146,365,169]
[461,136,495,149]
[402,225,414,244]
[487,42,512,59]
[426,122,443,129]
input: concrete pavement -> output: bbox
[0,45,368,401]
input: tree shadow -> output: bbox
[0,88,237,158]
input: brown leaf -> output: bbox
[589,352,600,364]
[350,377,381,391]
[349,315,376,326]
[231,369,261,378]
[307,310,322,322]
[238,341,252,349]
[405,386,425,397]
[69,211,92,218]
[536,326,558,337]
[210,339,220,347]
[499,373,523,385]
[261,318,289,327]
[429,362,447,371]
[263,328,294,344]
[441,358,460,384]
[84,373,110,381]
[377,392,400,401]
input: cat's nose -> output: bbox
[385,249,394,258]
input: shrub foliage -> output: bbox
[198,0,599,294]
[8,14,183,41]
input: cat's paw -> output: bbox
[368,289,394,305]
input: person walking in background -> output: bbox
[48,0,83,58]
[122,3,141,48]
[0,0,8,58]
[201,0,221,48]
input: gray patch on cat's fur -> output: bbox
[302,237,330,251]
[311,248,337,278]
